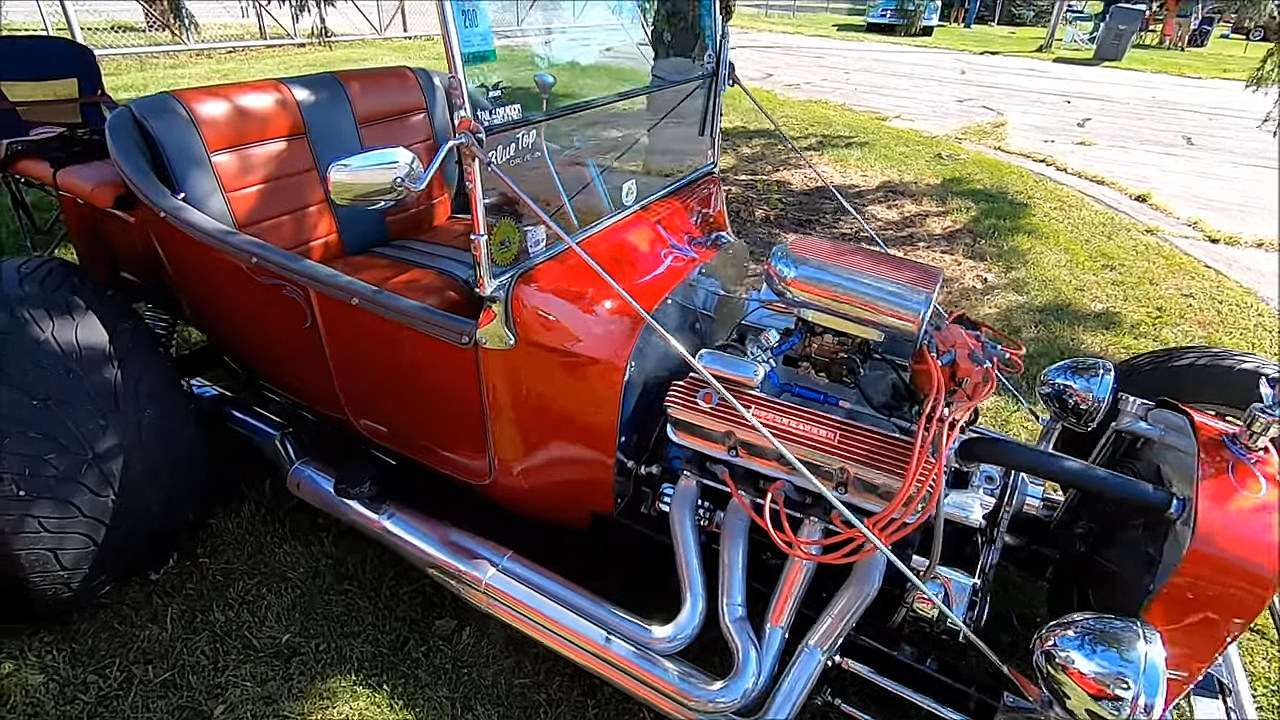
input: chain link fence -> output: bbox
[0,1,442,55]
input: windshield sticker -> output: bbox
[480,80,506,103]
[523,224,547,255]
[621,179,638,207]
[490,217,522,266]
[487,128,541,167]
[453,0,496,65]
[477,102,523,127]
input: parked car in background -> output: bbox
[1231,0,1279,39]
[865,0,943,34]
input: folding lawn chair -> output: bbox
[0,35,116,254]
[1062,10,1097,48]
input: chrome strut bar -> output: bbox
[465,137,1027,697]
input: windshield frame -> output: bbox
[437,0,728,294]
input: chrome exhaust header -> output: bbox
[201,384,885,718]
[287,459,760,715]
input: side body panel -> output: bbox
[59,198,161,294]
[312,293,490,482]
[140,207,348,417]
[1142,407,1280,708]
[475,176,726,527]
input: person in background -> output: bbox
[949,0,968,24]
[1173,0,1203,48]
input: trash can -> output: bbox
[1092,3,1146,60]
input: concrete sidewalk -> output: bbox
[732,30,1279,306]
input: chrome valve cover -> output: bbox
[663,375,935,518]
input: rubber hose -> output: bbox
[955,436,1176,516]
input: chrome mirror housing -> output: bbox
[1036,358,1117,433]
[1032,612,1167,720]
[328,136,468,210]
[327,146,425,209]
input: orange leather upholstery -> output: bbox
[129,67,476,318]
[7,156,54,185]
[8,157,128,210]
[337,67,452,241]
[327,254,480,318]
[170,81,343,262]
[54,160,127,209]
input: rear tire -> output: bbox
[0,257,211,618]
[919,25,936,36]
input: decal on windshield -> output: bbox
[621,179,638,207]
[524,224,548,256]
[490,217,522,266]
[486,128,541,167]
[453,0,496,65]
[477,102,523,127]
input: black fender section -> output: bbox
[613,236,754,505]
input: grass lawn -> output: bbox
[2,39,1278,720]
[733,8,1268,81]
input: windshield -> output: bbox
[452,0,721,277]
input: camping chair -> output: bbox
[1063,9,1097,48]
[0,35,116,254]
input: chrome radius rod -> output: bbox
[464,135,1028,698]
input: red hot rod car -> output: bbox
[1,2,1276,719]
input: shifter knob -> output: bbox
[533,72,557,99]
[1036,358,1117,433]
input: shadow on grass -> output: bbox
[721,127,1122,377]
[1050,57,1108,67]
[0,445,671,720]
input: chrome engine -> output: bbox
[663,235,1002,531]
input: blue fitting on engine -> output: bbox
[764,369,845,409]
[772,327,805,357]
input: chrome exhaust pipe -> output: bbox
[758,552,886,719]
[488,472,708,656]
[200,384,886,718]
[287,459,760,715]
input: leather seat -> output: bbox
[125,66,478,318]
[8,157,129,210]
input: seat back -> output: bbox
[0,35,113,139]
[128,67,457,262]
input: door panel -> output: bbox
[148,214,345,417]
[312,292,490,483]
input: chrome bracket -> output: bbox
[475,285,516,350]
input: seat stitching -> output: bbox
[358,108,428,128]
[240,198,332,232]
[210,133,307,157]
[221,165,316,196]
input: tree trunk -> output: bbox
[141,0,174,33]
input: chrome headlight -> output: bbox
[1032,612,1167,720]
[1036,358,1117,433]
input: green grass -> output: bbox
[733,9,1268,81]
[2,40,1278,720]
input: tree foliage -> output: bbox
[1246,39,1279,135]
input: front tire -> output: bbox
[1248,26,1267,41]
[0,257,211,618]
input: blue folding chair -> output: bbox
[0,35,116,253]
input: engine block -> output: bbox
[664,375,936,518]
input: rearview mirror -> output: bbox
[327,146,425,210]
[328,136,467,209]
